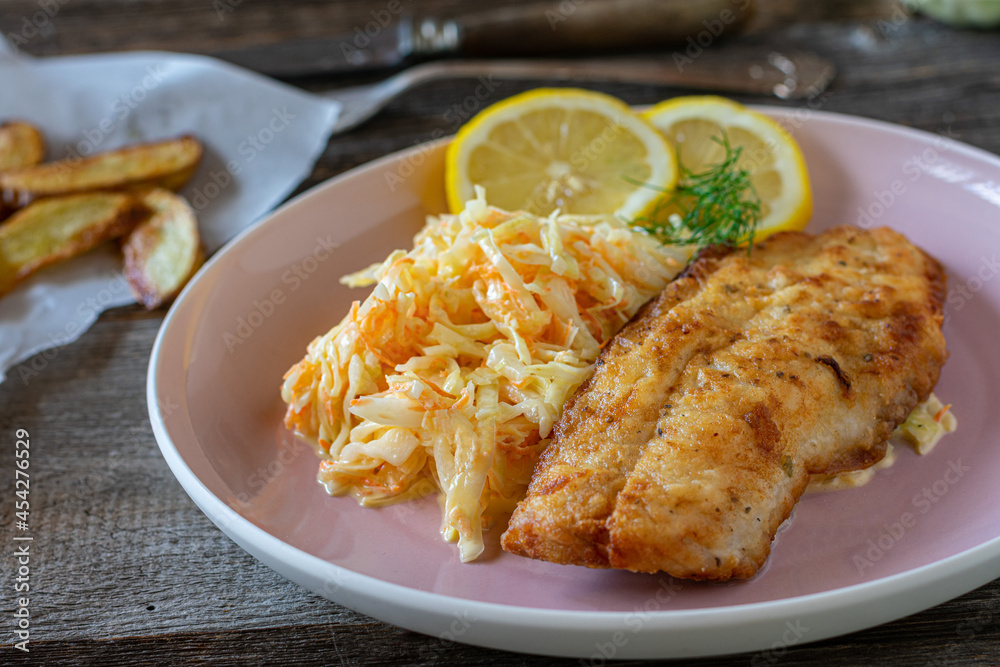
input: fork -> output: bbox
[322,51,835,135]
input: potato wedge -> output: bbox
[0,135,202,208]
[0,192,138,297]
[0,121,45,172]
[123,189,204,309]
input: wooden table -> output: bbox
[2,0,998,663]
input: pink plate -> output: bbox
[149,108,1000,659]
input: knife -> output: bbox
[213,0,755,79]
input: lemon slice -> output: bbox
[446,88,677,217]
[642,96,812,242]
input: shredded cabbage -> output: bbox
[808,393,957,493]
[281,189,688,561]
[894,392,957,455]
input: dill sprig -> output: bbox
[628,132,761,252]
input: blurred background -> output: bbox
[3,0,998,193]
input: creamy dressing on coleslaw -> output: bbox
[281,190,689,561]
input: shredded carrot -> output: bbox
[934,404,952,423]
[281,195,689,562]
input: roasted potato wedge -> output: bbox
[0,122,45,172]
[123,189,204,309]
[0,122,45,220]
[0,192,138,297]
[0,135,202,208]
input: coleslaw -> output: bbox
[281,189,688,561]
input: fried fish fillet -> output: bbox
[501,226,947,580]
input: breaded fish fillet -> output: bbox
[501,226,947,580]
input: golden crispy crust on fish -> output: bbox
[501,226,947,579]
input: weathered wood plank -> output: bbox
[10,581,1000,666]
[0,0,904,57]
[2,0,999,663]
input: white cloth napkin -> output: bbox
[0,41,341,384]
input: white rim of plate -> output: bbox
[148,107,1000,659]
